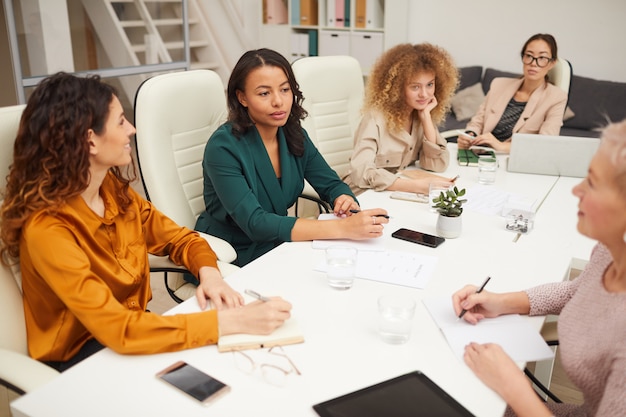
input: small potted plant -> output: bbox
[432,186,467,238]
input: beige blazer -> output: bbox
[466,77,567,138]
[344,110,449,192]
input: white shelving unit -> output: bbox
[260,0,388,75]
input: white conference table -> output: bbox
[11,146,595,417]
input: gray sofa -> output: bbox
[442,66,626,138]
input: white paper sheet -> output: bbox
[311,213,386,251]
[316,249,438,289]
[463,185,536,216]
[422,297,554,363]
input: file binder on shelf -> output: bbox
[326,0,335,26]
[325,0,348,28]
[291,0,301,25]
[355,0,383,29]
[300,0,319,26]
[290,32,310,61]
[308,29,319,56]
[343,0,351,27]
[334,0,346,27]
[263,0,288,25]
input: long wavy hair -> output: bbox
[1,72,136,261]
[227,48,308,156]
[364,43,459,133]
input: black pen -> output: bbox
[244,289,270,302]
[458,276,491,319]
[349,209,390,219]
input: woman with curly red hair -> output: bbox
[0,72,291,371]
[345,43,459,194]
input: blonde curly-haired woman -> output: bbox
[345,43,459,194]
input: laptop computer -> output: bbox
[507,133,600,177]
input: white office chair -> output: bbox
[0,105,60,401]
[292,55,365,212]
[133,70,239,303]
[547,57,573,98]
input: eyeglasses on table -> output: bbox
[232,345,301,387]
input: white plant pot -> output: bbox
[436,215,462,239]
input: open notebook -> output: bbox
[214,293,304,352]
[165,293,304,352]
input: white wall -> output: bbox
[395,0,626,83]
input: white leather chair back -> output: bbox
[548,57,572,96]
[0,255,25,354]
[0,105,26,203]
[0,105,27,354]
[134,70,227,229]
[292,56,364,179]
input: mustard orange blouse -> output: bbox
[20,173,220,362]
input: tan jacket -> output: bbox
[344,110,449,192]
[467,77,567,138]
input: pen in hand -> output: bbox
[349,209,390,219]
[244,289,270,302]
[458,276,491,319]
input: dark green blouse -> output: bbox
[195,123,355,266]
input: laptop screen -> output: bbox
[508,133,600,177]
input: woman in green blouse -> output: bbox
[195,49,388,266]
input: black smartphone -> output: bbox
[156,361,230,405]
[471,148,495,156]
[391,228,445,248]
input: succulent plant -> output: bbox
[432,186,467,217]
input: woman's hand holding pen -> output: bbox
[218,296,292,336]
[341,208,389,239]
[452,285,530,325]
[452,284,501,324]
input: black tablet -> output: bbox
[313,370,475,417]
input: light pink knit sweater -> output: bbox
[521,243,626,417]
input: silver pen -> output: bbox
[244,289,270,302]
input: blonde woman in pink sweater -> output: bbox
[453,120,626,417]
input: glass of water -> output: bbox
[378,295,416,344]
[325,245,357,290]
[478,155,497,184]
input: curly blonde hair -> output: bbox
[364,43,459,133]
